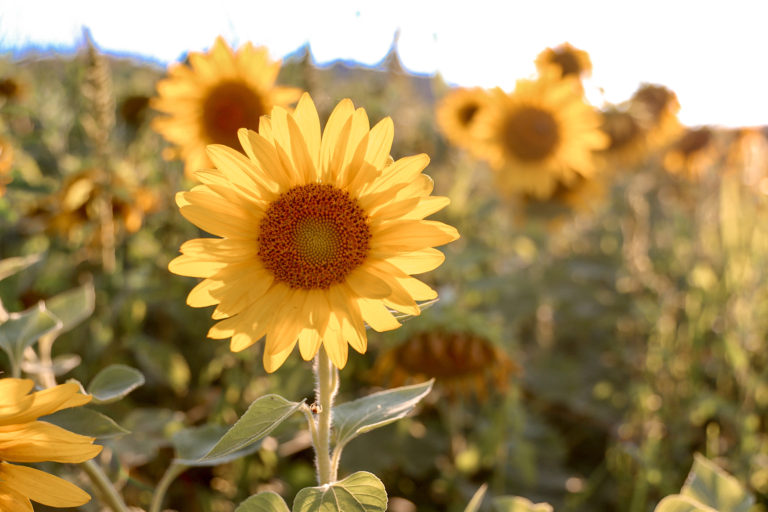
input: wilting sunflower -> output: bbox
[0,379,102,510]
[629,84,682,149]
[663,127,718,179]
[435,87,490,151]
[373,329,518,401]
[170,93,459,372]
[535,42,592,80]
[152,37,302,179]
[472,73,608,198]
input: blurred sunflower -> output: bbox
[152,36,302,179]
[27,168,157,245]
[0,136,13,196]
[726,128,768,192]
[435,87,489,150]
[170,93,459,372]
[629,84,682,148]
[663,127,718,179]
[0,379,102,510]
[472,73,608,198]
[535,42,592,80]
[596,108,649,169]
[0,77,25,102]
[373,330,518,401]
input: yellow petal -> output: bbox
[0,421,101,463]
[377,248,446,275]
[0,480,33,511]
[292,93,321,169]
[0,463,91,507]
[298,328,323,361]
[372,220,459,252]
[345,267,392,299]
[357,298,401,332]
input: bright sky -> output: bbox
[1,0,766,128]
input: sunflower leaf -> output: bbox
[0,302,61,366]
[44,282,95,333]
[199,394,303,462]
[172,424,264,467]
[332,380,433,449]
[656,454,753,512]
[87,364,145,404]
[235,491,291,512]
[41,406,130,439]
[292,471,387,512]
[0,254,42,281]
[493,496,554,512]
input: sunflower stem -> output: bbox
[149,462,187,512]
[314,347,338,484]
[81,459,130,512]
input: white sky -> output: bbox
[1,0,766,127]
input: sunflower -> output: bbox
[596,107,650,169]
[535,42,592,80]
[372,329,518,401]
[169,93,459,372]
[152,37,302,179]
[663,127,718,179]
[435,87,490,151]
[0,379,102,510]
[0,136,13,196]
[628,84,682,149]
[472,73,608,198]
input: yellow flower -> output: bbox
[170,93,459,372]
[535,42,592,80]
[596,108,650,169]
[663,127,718,179]
[152,36,302,179]
[628,84,682,149]
[472,72,608,198]
[435,87,490,150]
[0,379,102,511]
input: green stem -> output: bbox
[81,459,130,512]
[314,347,338,484]
[149,463,188,512]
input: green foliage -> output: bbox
[45,281,95,332]
[41,406,130,438]
[172,423,264,467]
[494,496,554,512]
[87,363,145,403]
[235,491,291,512]
[200,394,304,462]
[332,379,433,449]
[293,471,387,512]
[0,302,60,371]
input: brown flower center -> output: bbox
[550,51,582,78]
[457,103,480,127]
[503,106,560,162]
[258,184,371,289]
[603,111,642,151]
[202,81,266,149]
[676,128,712,156]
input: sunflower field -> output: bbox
[1,34,767,512]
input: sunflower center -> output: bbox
[258,183,370,289]
[550,51,582,77]
[457,103,480,127]
[503,106,559,162]
[605,112,641,151]
[202,81,265,149]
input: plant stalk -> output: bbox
[81,459,130,512]
[314,347,338,484]
[149,462,188,512]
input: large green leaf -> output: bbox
[332,380,433,449]
[172,424,264,467]
[679,455,753,512]
[655,495,717,512]
[41,407,129,439]
[44,282,95,333]
[87,364,145,404]
[198,394,303,462]
[235,491,290,512]
[464,484,487,512]
[293,471,387,512]
[0,303,61,364]
[0,254,42,281]
[494,496,554,512]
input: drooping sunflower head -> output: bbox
[596,108,650,169]
[629,83,682,148]
[435,87,490,151]
[663,127,718,179]
[0,379,102,511]
[152,36,302,179]
[372,329,518,401]
[535,42,592,80]
[472,75,608,198]
[170,93,459,372]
